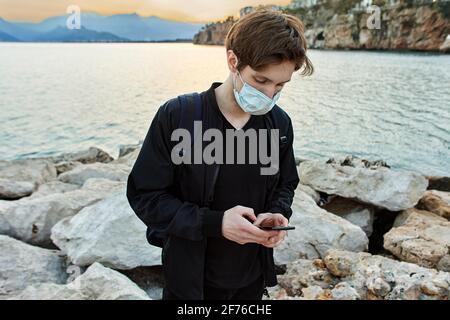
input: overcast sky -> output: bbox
[0,0,292,23]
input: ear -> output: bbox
[226,50,238,73]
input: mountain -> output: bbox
[33,26,129,42]
[6,12,203,42]
[0,30,18,41]
[84,13,203,41]
[0,17,40,40]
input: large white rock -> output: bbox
[297,183,321,204]
[112,148,140,167]
[274,190,368,265]
[118,143,141,158]
[51,191,161,270]
[0,179,125,246]
[0,201,14,235]
[299,158,428,211]
[0,179,35,200]
[11,262,150,300]
[27,180,80,199]
[0,235,67,297]
[58,162,130,186]
[384,208,450,271]
[0,159,57,200]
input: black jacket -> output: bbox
[126,82,299,299]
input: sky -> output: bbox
[0,0,292,23]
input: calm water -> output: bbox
[0,43,449,176]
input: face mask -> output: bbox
[233,70,281,116]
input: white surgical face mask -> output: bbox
[233,69,281,116]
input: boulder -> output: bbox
[384,208,450,271]
[0,235,67,297]
[0,179,125,246]
[427,176,450,192]
[278,249,450,300]
[0,159,57,200]
[273,190,368,265]
[323,196,375,236]
[28,181,80,199]
[323,249,450,300]
[51,191,161,270]
[297,183,321,204]
[112,148,140,166]
[277,259,337,296]
[48,147,114,165]
[58,162,130,186]
[120,266,164,300]
[54,161,82,175]
[263,285,295,300]
[0,179,35,200]
[118,143,142,158]
[417,190,450,219]
[11,262,150,300]
[299,157,428,211]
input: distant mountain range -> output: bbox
[0,12,204,42]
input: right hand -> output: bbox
[222,205,280,245]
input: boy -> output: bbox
[127,9,313,300]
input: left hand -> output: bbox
[253,213,288,248]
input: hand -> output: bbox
[222,206,280,245]
[253,213,288,248]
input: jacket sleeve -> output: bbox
[267,117,299,220]
[126,99,224,242]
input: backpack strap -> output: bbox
[266,108,289,145]
[178,92,202,139]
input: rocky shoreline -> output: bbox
[193,2,450,53]
[0,145,449,300]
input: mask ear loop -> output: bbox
[237,71,245,87]
[233,60,240,92]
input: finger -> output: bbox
[269,231,286,243]
[263,236,285,248]
[270,239,284,248]
[239,206,256,221]
[244,226,279,243]
[252,214,272,227]
[241,210,256,222]
[268,234,283,243]
[273,214,288,226]
[260,233,282,247]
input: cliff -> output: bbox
[193,2,450,52]
[192,16,236,45]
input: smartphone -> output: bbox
[258,225,295,231]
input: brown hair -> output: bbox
[225,9,314,76]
